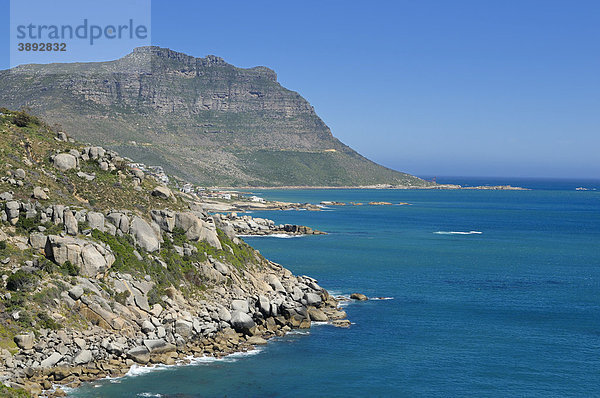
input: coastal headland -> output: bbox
[0,111,352,397]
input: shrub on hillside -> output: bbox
[6,270,38,291]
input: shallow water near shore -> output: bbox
[71,179,600,397]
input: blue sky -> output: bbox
[1,0,598,178]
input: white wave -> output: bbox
[237,233,305,239]
[434,230,482,235]
[138,393,162,398]
[126,364,173,377]
[186,347,264,365]
[311,321,329,326]
[287,330,310,335]
[227,347,263,358]
[370,297,394,301]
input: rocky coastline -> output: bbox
[213,213,326,236]
[4,258,348,397]
[0,114,349,398]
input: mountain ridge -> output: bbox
[0,46,432,188]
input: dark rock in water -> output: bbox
[332,319,351,328]
[350,293,368,301]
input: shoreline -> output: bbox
[64,319,335,393]
[8,283,351,397]
[210,184,530,190]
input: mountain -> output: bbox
[0,46,431,187]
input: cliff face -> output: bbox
[0,47,430,187]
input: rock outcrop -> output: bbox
[214,212,326,236]
[0,110,349,398]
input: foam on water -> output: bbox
[237,233,306,238]
[434,230,483,235]
[126,364,174,377]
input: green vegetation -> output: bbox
[59,261,79,277]
[6,271,38,292]
[36,312,61,330]
[15,213,42,235]
[0,384,32,398]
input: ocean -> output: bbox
[70,178,600,397]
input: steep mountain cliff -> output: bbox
[0,47,430,187]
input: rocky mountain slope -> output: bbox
[0,110,349,397]
[0,46,431,188]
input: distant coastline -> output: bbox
[213,184,530,191]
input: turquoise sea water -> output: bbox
[71,179,600,397]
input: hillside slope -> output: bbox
[0,47,431,187]
[0,111,348,397]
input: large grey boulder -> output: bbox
[32,186,49,200]
[141,320,155,333]
[68,285,84,300]
[53,153,77,171]
[231,299,249,313]
[305,292,322,307]
[130,216,160,252]
[214,261,230,275]
[174,212,221,249]
[266,274,285,293]
[86,212,105,231]
[41,352,63,367]
[151,209,175,232]
[29,233,48,250]
[134,293,151,312]
[350,293,368,301]
[127,346,150,364]
[80,245,109,276]
[175,320,193,338]
[230,310,255,332]
[73,349,93,365]
[5,201,20,224]
[14,168,26,179]
[151,186,173,200]
[87,146,105,160]
[247,336,268,345]
[107,212,130,234]
[143,339,176,354]
[217,307,232,322]
[63,210,78,235]
[46,235,115,277]
[258,295,271,316]
[308,307,328,321]
[14,333,35,350]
